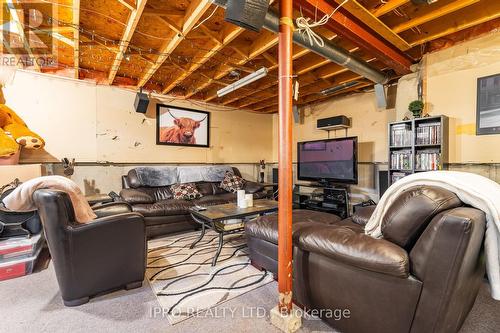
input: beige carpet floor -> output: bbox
[0,252,499,332]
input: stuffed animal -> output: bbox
[0,104,44,157]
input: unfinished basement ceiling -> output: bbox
[1,0,499,113]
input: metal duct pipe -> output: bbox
[212,0,389,84]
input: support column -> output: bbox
[277,0,293,313]
[270,0,301,331]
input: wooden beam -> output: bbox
[200,26,335,102]
[240,58,380,110]
[277,0,294,315]
[331,0,411,50]
[195,24,336,102]
[259,81,372,113]
[155,15,182,35]
[261,52,277,66]
[391,0,480,34]
[371,0,410,17]
[249,71,362,111]
[73,0,80,79]
[164,25,244,95]
[6,0,41,71]
[405,0,500,46]
[217,48,308,105]
[225,48,369,108]
[186,30,279,99]
[118,0,135,11]
[297,0,412,74]
[137,0,211,88]
[198,24,223,45]
[143,7,184,18]
[108,0,147,84]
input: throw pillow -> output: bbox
[220,172,245,193]
[170,183,203,200]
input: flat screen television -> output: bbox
[297,137,358,184]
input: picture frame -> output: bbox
[476,73,500,135]
[156,104,210,147]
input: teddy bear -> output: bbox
[0,104,45,157]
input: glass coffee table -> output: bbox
[189,199,278,266]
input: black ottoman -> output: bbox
[244,209,345,274]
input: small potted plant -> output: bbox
[408,100,424,118]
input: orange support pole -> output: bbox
[277,0,294,314]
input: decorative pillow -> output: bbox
[170,183,203,200]
[219,172,245,193]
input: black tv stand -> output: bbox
[293,182,350,219]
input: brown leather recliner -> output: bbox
[245,186,486,333]
[33,189,147,307]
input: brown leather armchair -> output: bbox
[246,186,486,333]
[33,189,147,307]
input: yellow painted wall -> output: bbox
[3,70,274,164]
[425,31,500,163]
[272,92,396,163]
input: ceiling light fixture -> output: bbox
[217,67,268,97]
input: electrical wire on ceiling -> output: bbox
[295,0,349,48]
[192,6,218,30]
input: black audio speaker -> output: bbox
[316,115,351,130]
[378,170,389,199]
[225,0,269,32]
[134,91,149,114]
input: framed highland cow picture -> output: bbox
[156,104,210,147]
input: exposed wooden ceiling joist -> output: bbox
[406,0,500,46]
[391,0,481,34]
[241,61,377,110]
[371,0,410,17]
[118,0,135,11]
[6,0,40,72]
[297,0,412,74]
[108,0,147,84]
[219,43,358,107]
[185,29,279,99]
[142,7,184,18]
[200,28,338,103]
[162,24,245,95]
[331,0,411,50]
[136,0,212,88]
[73,0,80,79]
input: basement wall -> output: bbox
[2,70,274,193]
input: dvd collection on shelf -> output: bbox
[391,172,408,183]
[390,123,413,146]
[390,150,413,170]
[416,122,441,145]
[416,150,441,171]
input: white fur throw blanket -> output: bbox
[3,176,96,223]
[365,171,500,300]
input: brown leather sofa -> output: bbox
[245,186,486,333]
[33,189,146,307]
[120,167,268,238]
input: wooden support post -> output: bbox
[278,0,293,315]
[271,1,301,331]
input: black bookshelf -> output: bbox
[388,115,448,186]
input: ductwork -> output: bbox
[212,0,389,84]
